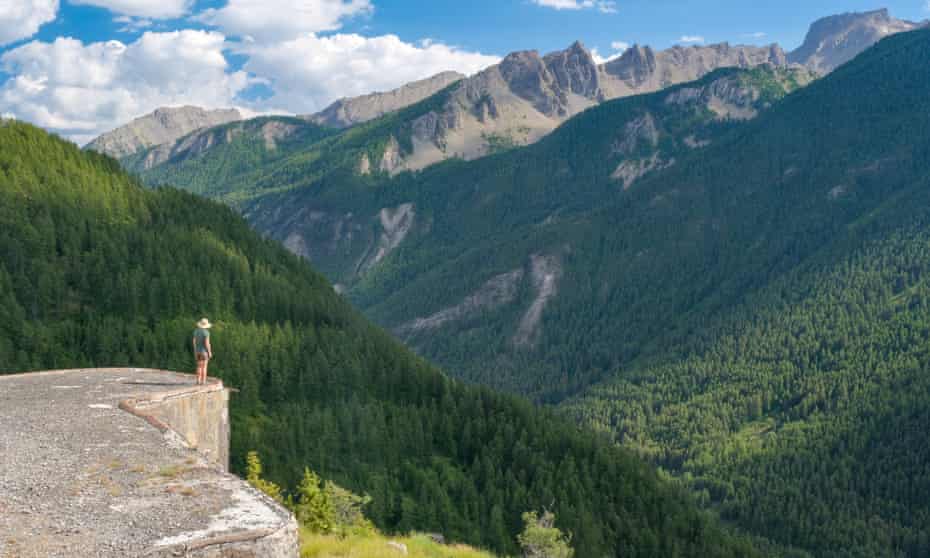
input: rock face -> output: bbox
[380,40,788,173]
[305,71,465,128]
[600,42,787,97]
[86,106,242,159]
[788,9,921,73]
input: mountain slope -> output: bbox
[304,71,465,129]
[788,8,921,73]
[342,28,930,556]
[245,65,812,366]
[0,120,758,557]
[103,9,919,185]
[86,105,242,159]
[240,28,930,556]
[122,39,789,190]
[327,40,788,173]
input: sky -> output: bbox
[1,0,928,144]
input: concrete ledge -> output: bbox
[118,376,229,470]
[0,368,299,558]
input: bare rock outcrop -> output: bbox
[390,41,792,173]
[398,269,525,335]
[305,71,464,129]
[514,254,563,348]
[86,106,241,159]
[600,42,786,99]
[788,9,921,74]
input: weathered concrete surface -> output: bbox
[124,382,231,470]
[0,368,298,558]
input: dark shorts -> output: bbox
[196,351,209,361]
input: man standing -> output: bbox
[193,318,213,385]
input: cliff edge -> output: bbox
[0,368,298,558]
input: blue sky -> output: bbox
[1,0,928,142]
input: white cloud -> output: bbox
[679,35,705,44]
[240,33,499,114]
[114,15,153,32]
[0,0,58,46]
[742,32,767,39]
[531,0,617,13]
[69,0,193,18]
[592,40,629,64]
[198,0,373,41]
[0,31,250,141]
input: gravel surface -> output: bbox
[0,369,291,558]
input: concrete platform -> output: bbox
[0,368,298,558]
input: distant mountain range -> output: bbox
[88,9,922,169]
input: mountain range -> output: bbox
[89,8,920,171]
[76,8,930,557]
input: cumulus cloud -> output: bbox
[240,33,499,114]
[69,0,192,18]
[0,0,58,46]
[679,35,705,44]
[0,1,502,141]
[0,30,250,142]
[198,0,373,41]
[531,0,617,13]
[243,34,499,113]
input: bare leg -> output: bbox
[202,358,210,384]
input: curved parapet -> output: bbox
[0,368,298,558]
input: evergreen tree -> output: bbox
[518,511,574,558]
[294,467,336,534]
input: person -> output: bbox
[192,318,213,385]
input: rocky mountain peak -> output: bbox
[602,45,657,87]
[788,8,920,73]
[543,41,601,99]
[305,71,465,129]
[86,106,241,159]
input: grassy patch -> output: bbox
[299,529,497,558]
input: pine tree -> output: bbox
[294,467,335,534]
[517,511,574,558]
[245,451,284,504]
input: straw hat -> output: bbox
[196,318,212,329]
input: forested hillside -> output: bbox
[0,120,757,557]
[315,28,930,556]
[246,65,812,398]
[119,28,930,556]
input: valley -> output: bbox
[2,3,929,557]
[87,12,930,556]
